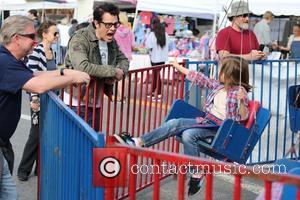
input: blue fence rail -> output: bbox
[185,59,300,164]
[40,91,105,200]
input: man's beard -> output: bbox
[239,23,249,30]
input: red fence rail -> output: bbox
[60,63,185,199]
[61,63,185,135]
[103,144,300,200]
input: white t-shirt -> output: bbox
[146,32,169,63]
[287,35,300,49]
[57,24,71,47]
[98,40,108,65]
[210,88,227,120]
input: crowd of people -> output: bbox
[0,0,300,199]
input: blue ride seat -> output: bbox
[165,99,271,164]
[288,85,300,133]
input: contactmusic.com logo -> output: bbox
[98,156,121,178]
[93,148,127,187]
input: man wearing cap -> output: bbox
[216,1,265,61]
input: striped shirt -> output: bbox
[26,43,56,98]
[27,43,55,72]
[187,71,249,122]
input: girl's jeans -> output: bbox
[140,118,217,157]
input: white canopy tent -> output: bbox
[0,0,77,11]
[134,0,225,38]
[247,0,300,16]
[136,0,224,20]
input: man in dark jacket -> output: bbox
[65,3,129,130]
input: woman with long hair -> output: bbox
[18,21,59,181]
[146,21,169,101]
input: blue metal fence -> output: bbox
[185,59,300,164]
[40,91,105,200]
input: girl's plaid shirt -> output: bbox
[187,71,249,122]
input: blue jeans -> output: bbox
[0,155,17,200]
[140,118,217,157]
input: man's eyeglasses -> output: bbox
[17,33,36,40]
[100,21,120,29]
[239,14,249,18]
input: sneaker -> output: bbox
[113,132,135,146]
[152,95,162,102]
[188,176,205,197]
[17,173,29,181]
[147,93,154,98]
[152,97,161,102]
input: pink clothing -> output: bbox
[114,25,134,60]
[164,17,175,35]
[139,11,152,25]
[216,26,259,54]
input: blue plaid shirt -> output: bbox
[187,71,249,122]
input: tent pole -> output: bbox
[212,12,218,40]
[132,1,139,32]
[41,9,45,23]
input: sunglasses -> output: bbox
[100,21,120,29]
[239,14,249,18]
[54,32,59,37]
[17,33,36,40]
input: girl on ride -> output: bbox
[114,56,251,196]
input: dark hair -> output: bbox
[219,56,252,92]
[76,22,89,31]
[71,19,78,25]
[37,21,56,38]
[28,9,38,18]
[93,3,119,23]
[192,28,200,37]
[293,23,300,29]
[153,22,166,48]
[228,16,234,22]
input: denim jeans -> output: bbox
[140,118,217,157]
[0,155,17,200]
[72,106,101,131]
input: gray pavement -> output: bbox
[11,92,37,200]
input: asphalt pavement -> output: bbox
[11,92,37,200]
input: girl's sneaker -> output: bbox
[113,132,135,146]
[188,175,205,197]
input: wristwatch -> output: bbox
[60,68,65,76]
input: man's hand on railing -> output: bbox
[115,68,124,81]
[65,69,90,86]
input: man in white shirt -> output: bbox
[254,11,274,52]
